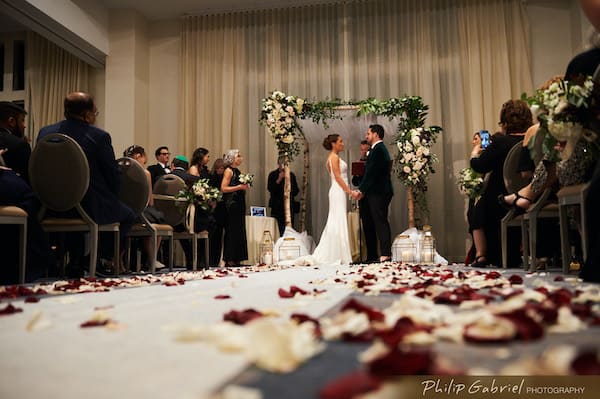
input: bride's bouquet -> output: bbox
[239,173,254,186]
[176,179,222,211]
[457,167,484,201]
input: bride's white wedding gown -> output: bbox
[311,158,352,265]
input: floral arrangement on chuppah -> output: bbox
[525,75,600,162]
[392,96,442,228]
[260,90,306,161]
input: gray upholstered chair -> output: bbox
[557,182,590,273]
[29,133,119,277]
[153,174,209,270]
[117,157,173,273]
[500,142,529,269]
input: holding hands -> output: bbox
[350,190,363,200]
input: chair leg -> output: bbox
[204,235,210,268]
[149,232,157,274]
[113,229,120,277]
[580,203,588,262]
[89,226,98,278]
[19,221,27,284]
[559,205,570,274]
[168,235,174,271]
[501,218,508,269]
[192,235,198,271]
[521,218,529,271]
[529,214,537,272]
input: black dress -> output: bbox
[209,172,226,265]
[222,167,248,263]
[470,133,523,266]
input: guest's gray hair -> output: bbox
[223,149,240,166]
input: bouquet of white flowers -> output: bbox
[395,127,440,187]
[457,167,484,201]
[176,179,222,211]
[527,75,599,161]
[238,173,254,186]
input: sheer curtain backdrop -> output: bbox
[26,31,91,141]
[180,0,533,261]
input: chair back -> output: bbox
[29,133,90,212]
[117,157,150,216]
[503,142,529,194]
[153,174,186,226]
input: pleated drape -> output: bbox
[180,0,533,260]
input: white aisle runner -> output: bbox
[0,266,353,399]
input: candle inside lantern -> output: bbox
[264,252,272,265]
[402,250,413,262]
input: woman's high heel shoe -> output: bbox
[470,255,490,268]
[497,192,532,211]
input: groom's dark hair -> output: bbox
[369,124,384,139]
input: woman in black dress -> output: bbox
[209,158,226,266]
[221,149,249,266]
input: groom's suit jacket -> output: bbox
[359,141,393,196]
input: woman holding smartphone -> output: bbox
[469,99,533,268]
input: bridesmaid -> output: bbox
[189,147,211,179]
[221,149,249,267]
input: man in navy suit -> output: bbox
[352,124,394,262]
[37,92,135,273]
[0,101,31,181]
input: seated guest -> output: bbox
[470,99,533,267]
[123,145,166,270]
[171,155,200,186]
[189,147,211,179]
[37,92,135,276]
[0,154,52,283]
[0,101,31,181]
[148,146,171,186]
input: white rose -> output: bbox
[422,148,430,156]
[404,153,413,161]
[411,135,421,146]
[554,99,569,115]
[413,161,423,170]
[286,106,295,116]
[404,143,413,152]
[403,166,411,174]
[416,147,423,157]
[281,134,295,144]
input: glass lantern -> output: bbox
[420,225,436,264]
[392,235,416,263]
[259,230,273,265]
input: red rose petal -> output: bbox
[25,296,40,303]
[278,288,294,298]
[80,319,110,328]
[340,298,385,322]
[319,370,381,399]
[214,295,231,300]
[368,347,433,376]
[508,274,523,285]
[571,350,600,374]
[0,303,23,316]
[223,309,263,325]
[497,309,544,341]
[290,285,309,295]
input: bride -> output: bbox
[311,134,353,264]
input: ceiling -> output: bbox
[96,0,338,21]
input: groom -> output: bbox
[352,124,394,262]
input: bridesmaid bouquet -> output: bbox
[526,75,599,161]
[457,167,484,201]
[176,178,222,211]
[239,173,254,186]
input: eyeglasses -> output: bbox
[160,152,170,156]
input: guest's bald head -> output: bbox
[64,92,96,121]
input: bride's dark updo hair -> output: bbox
[323,134,340,150]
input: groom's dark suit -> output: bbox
[358,141,393,258]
